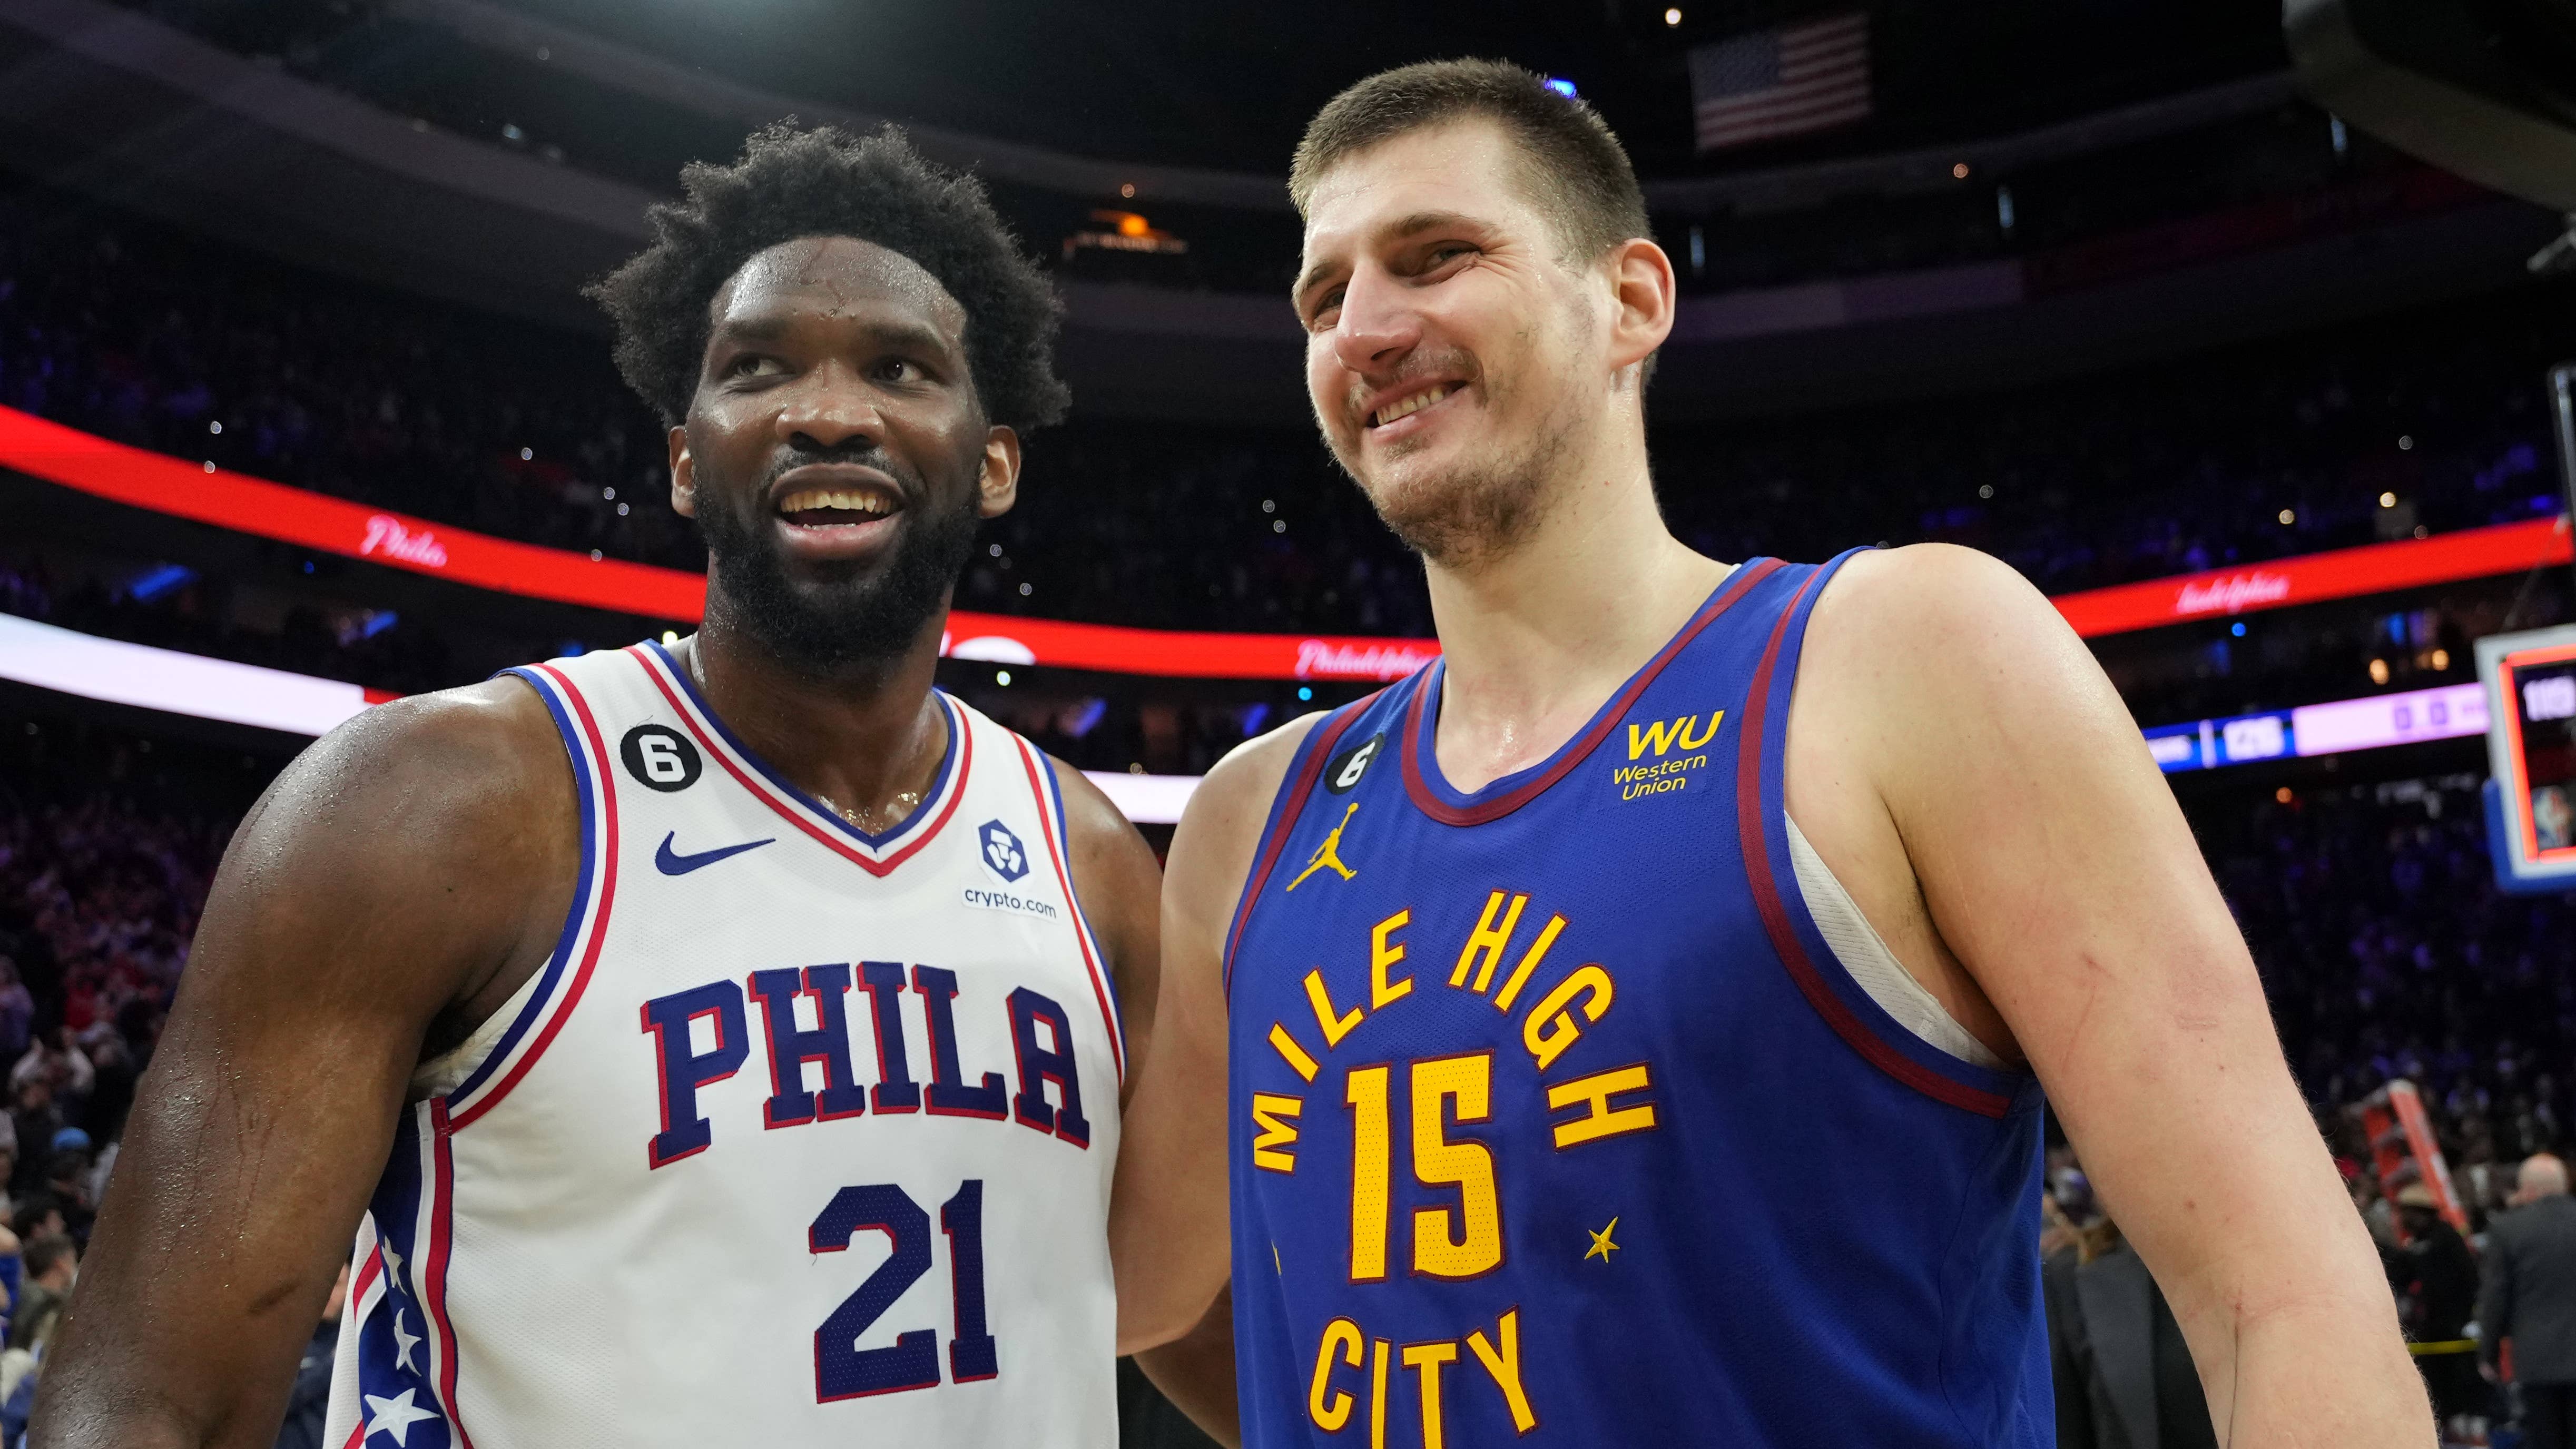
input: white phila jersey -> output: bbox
[323,640,1125,1449]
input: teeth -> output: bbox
[777,488,894,518]
[1372,384,1451,428]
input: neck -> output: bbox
[683,589,951,828]
[1418,423,1729,793]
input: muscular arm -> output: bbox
[1045,758,1165,1108]
[32,682,576,1449]
[1108,717,1317,1359]
[1794,546,2427,1446]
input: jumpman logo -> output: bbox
[1286,804,1361,891]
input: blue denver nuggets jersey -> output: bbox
[1224,553,2051,1448]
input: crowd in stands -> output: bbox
[5,185,2573,645]
[0,742,205,1435]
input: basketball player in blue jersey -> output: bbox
[1110,61,2432,1447]
[34,124,1160,1447]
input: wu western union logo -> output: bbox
[1287,803,1361,891]
[1614,711,1720,800]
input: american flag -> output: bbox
[1688,12,1872,152]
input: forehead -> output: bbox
[709,235,967,344]
[1300,119,1551,261]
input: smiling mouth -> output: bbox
[775,486,901,527]
[1368,383,1456,429]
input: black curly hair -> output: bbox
[588,121,1069,433]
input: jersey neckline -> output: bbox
[1398,558,1783,827]
[636,640,968,864]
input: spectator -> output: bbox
[2481,1154,2576,1448]
[7,1083,59,1198]
[43,1136,95,1245]
[2047,1215,2221,1449]
[12,1026,96,1109]
[12,1197,63,1248]
[7,1233,74,1354]
[0,960,33,1067]
[2391,1183,2483,1433]
[272,1259,348,1449]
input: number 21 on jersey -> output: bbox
[812,1178,997,1399]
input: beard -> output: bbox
[695,442,981,673]
[1329,348,1579,572]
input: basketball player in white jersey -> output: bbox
[33,123,1159,1448]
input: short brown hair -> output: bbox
[1290,58,1651,262]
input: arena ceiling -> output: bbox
[164,0,2284,178]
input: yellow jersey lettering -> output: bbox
[1251,1092,1304,1171]
[1370,1337,1392,1449]
[1489,913,1568,1012]
[1269,1022,1320,1082]
[1400,1340,1460,1449]
[1626,717,1683,758]
[1346,1064,1393,1281]
[1410,1054,1502,1279]
[1546,1063,1659,1149]
[1678,711,1723,751]
[1310,1317,1364,1432]
[1523,964,1616,1071]
[1465,1307,1539,1434]
[1305,968,1364,1048]
[1451,890,1530,991]
[1370,909,1414,1009]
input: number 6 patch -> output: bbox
[621,724,703,793]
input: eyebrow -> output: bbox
[1293,210,1493,312]
[709,311,958,357]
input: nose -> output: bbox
[1329,264,1421,380]
[773,361,886,452]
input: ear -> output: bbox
[1602,238,1677,381]
[977,425,1022,520]
[667,426,697,519]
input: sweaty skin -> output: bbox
[1115,117,2429,1448]
[32,236,1161,1449]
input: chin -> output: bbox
[1356,429,1560,567]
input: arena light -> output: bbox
[0,615,1205,824]
[2141,681,2487,773]
[5,404,2570,675]
[0,616,2509,813]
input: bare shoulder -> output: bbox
[1808,544,2066,665]
[1176,713,1330,859]
[199,674,577,1019]
[1802,544,2112,728]
[1043,755,1158,879]
[243,675,568,862]
[1164,712,1331,930]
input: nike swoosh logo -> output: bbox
[654,832,776,876]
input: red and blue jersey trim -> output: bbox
[1398,559,1782,827]
[1011,734,1127,1086]
[444,663,621,1129]
[1735,548,2034,1119]
[633,642,970,877]
[1221,701,1378,1002]
[341,1101,478,1449]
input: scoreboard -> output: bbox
[2479,624,2576,894]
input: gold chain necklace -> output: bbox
[685,640,932,834]
[834,790,925,835]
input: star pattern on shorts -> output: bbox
[390,1306,422,1373]
[1586,1217,1620,1263]
[379,1241,406,1289]
[363,1386,441,1446]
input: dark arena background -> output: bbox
[5,0,2576,1445]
